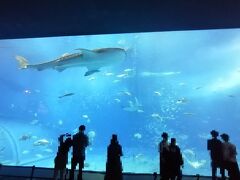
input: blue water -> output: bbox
[0,29,240,175]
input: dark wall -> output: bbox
[1,0,240,39]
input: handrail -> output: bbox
[30,165,35,180]
[0,165,214,179]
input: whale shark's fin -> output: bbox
[15,56,29,69]
[84,70,100,76]
[75,48,93,52]
[56,68,66,72]
[75,48,96,56]
[55,67,66,72]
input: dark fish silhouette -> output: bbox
[58,93,75,98]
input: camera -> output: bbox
[58,133,71,143]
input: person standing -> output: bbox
[53,133,72,180]
[207,130,224,180]
[69,125,89,180]
[158,132,169,180]
[167,138,184,180]
[105,134,123,180]
[221,133,240,180]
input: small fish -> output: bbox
[154,91,161,96]
[228,95,235,98]
[104,72,114,76]
[151,113,161,119]
[88,77,95,81]
[35,154,44,158]
[82,115,89,119]
[161,71,181,76]
[33,139,51,146]
[22,150,30,154]
[194,86,203,90]
[19,134,32,141]
[24,89,31,94]
[134,153,144,160]
[183,112,195,116]
[0,147,5,152]
[117,73,128,78]
[58,93,75,98]
[133,133,142,139]
[124,68,134,73]
[82,115,90,122]
[176,98,188,104]
[120,91,131,96]
[114,98,121,103]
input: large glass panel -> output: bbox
[0,29,240,175]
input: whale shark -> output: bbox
[16,48,126,76]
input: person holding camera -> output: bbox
[53,133,72,180]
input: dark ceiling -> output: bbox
[1,0,240,39]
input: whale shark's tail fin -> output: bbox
[15,55,29,69]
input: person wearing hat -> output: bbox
[53,133,73,180]
[221,133,240,180]
[158,132,169,180]
[70,125,89,180]
[105,134,123,180]
[207,130,224,180]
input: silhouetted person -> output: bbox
[53,133,72,180]
[158,132,169,180]
[207,130,225,180]
[105,134,123,180]
[221,133,240,180]
[153,172,158,180]
[70,125,89,180]
[167,138,183,180]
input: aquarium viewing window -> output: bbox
[0,29,240,175]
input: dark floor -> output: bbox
[0,165,220,180]
[0,175,215,180]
